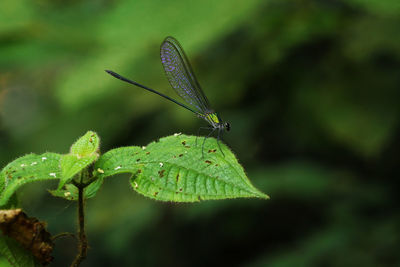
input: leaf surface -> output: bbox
[0,153,61,207]
[94,134,268,202]
[58,131,100,189]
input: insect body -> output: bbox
[106,36,230,156]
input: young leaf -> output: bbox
[0,153,61,207]
[58,131,100,189]
[49,177,104,201]
[94,134,269,202]
[70,131,100,156]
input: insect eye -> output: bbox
[225,122,231,131]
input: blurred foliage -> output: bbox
[0,0,399,266]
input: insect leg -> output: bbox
[195,126,213,146]
[217,128,225,157]
[202,128,217,158]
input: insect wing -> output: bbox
[160,37,212,114]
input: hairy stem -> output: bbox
[70,183,88,267]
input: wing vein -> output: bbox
[160,37,212,114]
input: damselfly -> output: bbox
[106,36,230,156]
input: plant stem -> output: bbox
[70,184,88,267]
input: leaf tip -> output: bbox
[253,190,270,200]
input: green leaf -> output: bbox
[94,134,268,202]
[49,177,104,201]
[70,131,100,156]
[58,131,100,189]
[59,154,97,187]
[0,236,41,267]
[0,153,61,207]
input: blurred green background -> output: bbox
[1,0,400,266]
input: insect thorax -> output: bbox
[202,112,225,128]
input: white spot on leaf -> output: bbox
[49,173,57,178]
[114,166,122,170]
[42,157,47,161]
